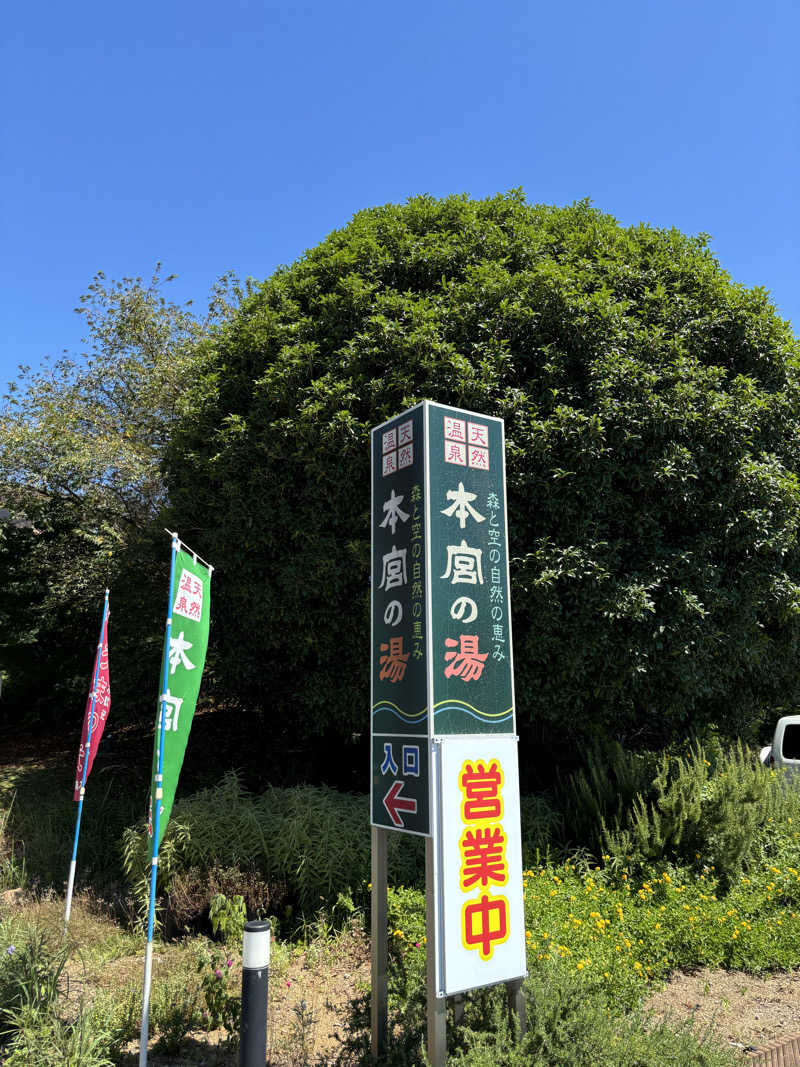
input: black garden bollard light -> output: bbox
[240,919,271,1067]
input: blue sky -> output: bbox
[1,0,797,389]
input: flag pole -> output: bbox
[139,532,179,1067]
[65,588,109,929]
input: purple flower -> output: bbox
[6,946,15,955]
[226,959,233,968]
[214,968,223,978]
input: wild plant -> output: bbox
[150,972,201,1055]
[88,985,141,1062]
[209,890,246,945]
[2,1000,115,1067]
[289,997,317,1066]
[602,741,785,885]
[0,928,67,1030]
[123,773,391,926]
[196,943,240,1041]
[0,798,26,892]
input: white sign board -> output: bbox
[435,735,526,996]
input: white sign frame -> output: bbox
[434,734,527,996]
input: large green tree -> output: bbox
[0,268,247,720]
[166,193,800,775]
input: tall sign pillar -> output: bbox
[371,402,526,1064]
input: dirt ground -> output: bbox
[644,968,800,1055]
[130,963,800,1065]
[119,926,371,1066]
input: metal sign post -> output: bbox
[370,402,526,1066]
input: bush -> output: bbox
[150,972,201,1055]
[554,739,656,855]
[602,741,791,885]
[2,1001,116,1067]
[0,929,67,1031]
[449,962,742,1067]
[122,772,425,928]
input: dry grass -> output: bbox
[1,888,370,1066]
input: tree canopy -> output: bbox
[0,268,247,718]
[165,192,800,772]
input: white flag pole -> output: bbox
[139,533,179,1067]
[65,588,109,929]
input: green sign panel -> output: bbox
[371,405,430,834]
[370,402,515,835]
[427,404,514,734]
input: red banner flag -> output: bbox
[73,608,111,800]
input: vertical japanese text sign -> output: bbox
[371,405,430,835]
[428,406,514,735]
[371,401,525,994]
[426,403,525,995]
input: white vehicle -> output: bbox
[759,715,800,774]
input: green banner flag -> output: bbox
[149,546,211,850]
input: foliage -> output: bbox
[167,191,800,770]
[602,742,788,885]
[86,986,141,1062]
[150,972,202,1055]
[1,1001,115,1067]
[2,769,141,892]
[0,268,247,724]
[122,772,424,928]
[0,798,27,892]
[196,944,240,1038]
[553,739,656,854]
[447,963,742,1067]
[523,829,800,997]
[0,929,67,1031]
[519,792,562,864]
[208,890,247,945]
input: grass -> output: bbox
[2,740,799,1064]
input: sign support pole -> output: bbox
[370,826,389,1059]
[506,978,526,1039]
[425,836,446,1067]
[139,533,179,1067]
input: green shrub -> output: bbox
[520,793,562,864]
[2,1001,115,1067]
[0,929,67,1031]
[168,191,800,772]
[122,772,424,928]
[554,740,655,855]
[209,891,247,945]
[0,800,26,892]
[150,972,201,1055]
[87,986,141,1063]
[449,962,742,1066]
[603,742,790,885]
[3,772,140,891]
[196,942,240,1040]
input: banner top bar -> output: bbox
[163,530,215,574]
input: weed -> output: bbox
[209,890,246,945]
[289,997,317,1066]
[196,943,241,1043]
[2,1001,115,1067]
[0,927,67,1030]
[150,972,201,1055]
